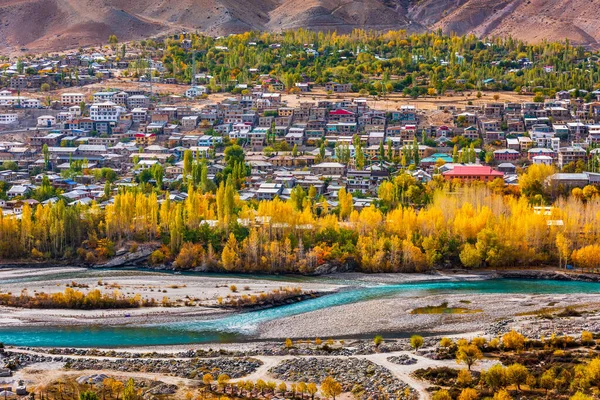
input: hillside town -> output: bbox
[1,69,600,214]
[0,30,599,216]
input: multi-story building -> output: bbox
[127,95,150,109]
[557,146,587,169]
[90,102,123,122]
[61,93,85,106]
[0,114,18,125]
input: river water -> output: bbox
[1,275,600,347]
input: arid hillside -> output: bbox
[0,0,598,54]
[418,0,600,47]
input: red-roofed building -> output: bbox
[442,165,504,182]
[135,133,156,145]
[329,109,356,122]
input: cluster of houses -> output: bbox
[1,73,600,215]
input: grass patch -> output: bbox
[516,305,584,318]
[459,300,472,304]
[515,307,559,317]
[411,302,482,315]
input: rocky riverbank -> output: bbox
[1,350,262,380]
[64,357,262,379]
[492,269,600,282]
[9,338,412,359]
[269,357,414,399]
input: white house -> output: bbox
[90,102,123,122]
[0,114,18,125]
[37,115,57,127]
[185,86,208,98]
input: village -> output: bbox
[0,50,600,214]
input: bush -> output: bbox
[502,330,525,351]
[440,337,454,348]
[457,369,472,387]
[582,331,594,345]
[174,242,203,269]
[149,249,166,265]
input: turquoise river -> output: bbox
[2,277,600,347]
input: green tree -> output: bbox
[122,378,136,400]
[80,391,99,400]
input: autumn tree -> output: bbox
[307,383,318,400]
[432,389,452,400]
[456,344,483,371]
[458,388,478,400]
[410,335,424,352]
[505,363,529,391]
[320,376,342,400]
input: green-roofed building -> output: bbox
[421,153,453,167]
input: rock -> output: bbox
[387,355,418,365]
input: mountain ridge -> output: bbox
[0,0,598,54]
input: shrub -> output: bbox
[502,330,525,351]
[174,242,203,269]
[457,369,472,387]
[149,249,166,265]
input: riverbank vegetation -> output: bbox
[410,302,482,315]
[216,286,318,309]
[428,330,600,399]
[0,288,152,309]
[1,163,599,274]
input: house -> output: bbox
[532,155,553,165]
[528,148,555,160]
[0,114,18,125]
[181,116,199,130]
[131,108,148,123]
[256,183,284,200]
[546,173,590,190]
[185,86,208,98]
[497,163,517,175]
[285,131,304,147]
[442,165,504,182]
[7,184,32,199]
[311,162,346,177]
[325,82,352,93]
[127,95,150,109]
[37,115,56,127]
[346,169,389,194]
[90,102,123,122]
[61,93,84,106]
[493,149,520,161]
[93,91,116,103]
[420,153,453,168]
[295,83,310,92]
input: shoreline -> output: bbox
[2,267,600,350]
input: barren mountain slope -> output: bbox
[267,0,418,31]
[0,0,599,54]
[419,0,600,47]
